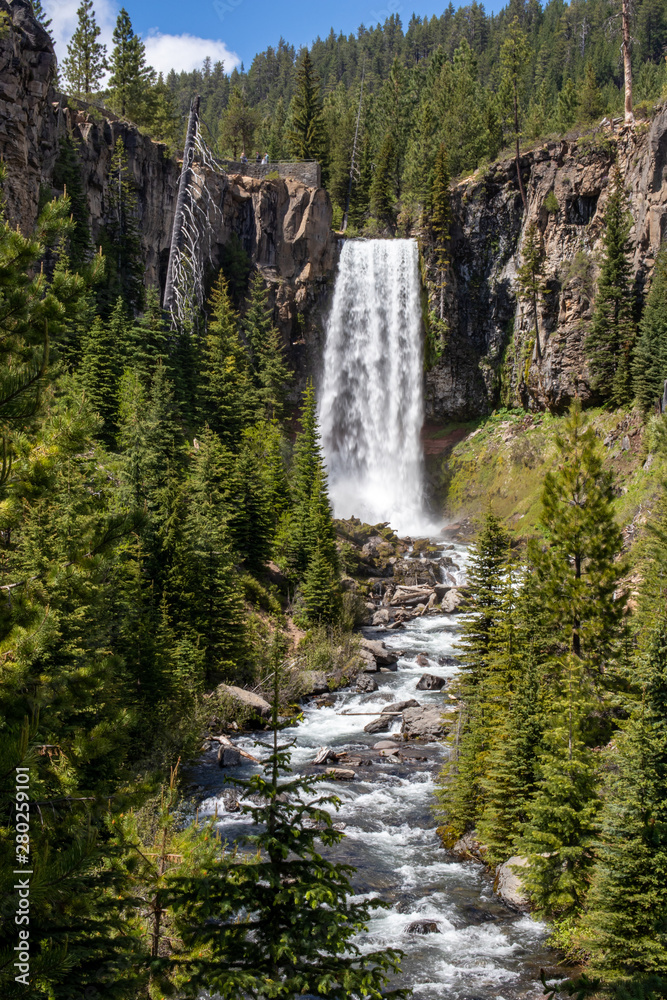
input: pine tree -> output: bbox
[517,221,547,359]
[108,8,153,121]
[369,131,397,227]
[242,271,290,419]
[632,244,667,410]
[78,308,121,439]
[170,659,407,999]
[430,143,451,320]
[288,51,327,164]
[200,271,258,448]
[52,134,91,268]
[500,18,530,208]
[62,0,107,98]
[302,539,342,624]
[586,167,635,407]
[99,138,144,312]
[578,63,604,123]
[584,618,667,976]
[219,85,258,158]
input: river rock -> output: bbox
[494,856,530,909]
[381,699,420,714]
[359,647,378,673]
[217,746,242,767]
[325,767,356,781]
[364,716,391,734]
[451,830,485,861]
[405,920,440,934]
[215,684,272,719]
[441,589,463,613]
[372,608,390,626]
[356,673,378,693]
[360,638,399,666]
[416,673,446,691]
[374,740,399,749]
[301,671,329,696]
[415,652,429,666]
[401,705,446,740]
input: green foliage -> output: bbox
[62,0,107,98]
[98,138,144,312]
[517,221,547,358]
[219,85,258,158]
[586,168,636,407]
[243,270,291,419]
[543,189,560,214]
[633,244,667,410]
[107,7,153,121]
[288,51,327,166]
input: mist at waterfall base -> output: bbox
[319,239,434,537]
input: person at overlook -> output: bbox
[255,151,261,162]
[262,152,269,164]
[240,151,248,164]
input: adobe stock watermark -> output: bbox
[369,0,403,24]
[213,0,244,24]
[14,766,31,987]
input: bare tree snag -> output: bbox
[622,0,633,124]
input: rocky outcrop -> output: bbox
[426,112,667,417]
[0,0,335,362]
[494,856,531,910]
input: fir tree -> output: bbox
[62,0,107,98]
[517,221,547,359]
[288,51,327,164]
[500,18,529,208]
[584,618,667,976]
[632,243,667,410]
[578,63,604,123]
[52,134,91,268]
[99,138,144,312]
[78,309,120,439]
[108,8,153,121]
[242,271,290,419]
[430,142,451,320]
[586,168,635,407]
[220,85,258,158]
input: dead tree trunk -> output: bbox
[622,0,633,124]
[163,95,201,311]
[342,60,365,234]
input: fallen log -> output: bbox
[208,735,260,764]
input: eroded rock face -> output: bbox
[426,114,667,417]
[0,0,335,366]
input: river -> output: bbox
[193,540,554,1000]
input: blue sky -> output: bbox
[45,0,505,76]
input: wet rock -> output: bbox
[325,767,356,781]
[438,655,459,666]
[441,589,463,613]
[301,671,329,696]
[461,905,498,924]
[217,746,242,768]
[415,653,430,666]
[222,791,240,812]
[360,638,399,666]
[215,684,272,719]
[451,830,486,862]
[494,856,530,910]
[416,673,446,691]
[359,647,378,673]
[381,699,420,714]
[372,608,391,626]
[374,740,399,750]
[405,920,440,934]
[312,747,339,765]
[401,706,446,740]
[363,716,392,734]
[356,673,378,693]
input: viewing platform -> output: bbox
[221,160,321,188]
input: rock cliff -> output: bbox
[0,0,335,366]
[425,113,667,418]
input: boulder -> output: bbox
[216,684,271,719]
[356,673,378,693]
[325,767,356,781]
[217,746,242,767]
[451,830,485,861]
[401,706,446,740]
[372,608,390,626]
[359,647,378,673]
[360,638,399,666]
[381,699,420,714]
[363,715,392,734]
[494,856,530,910]
[301,671,329,696]
[416,673,446,691]
[405,920,440,934]
[374,740,399,750]
[415,653,429,666]
[441,589,463,614]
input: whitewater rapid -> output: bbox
[319,239,426,535]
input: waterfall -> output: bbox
[319,239,426,535]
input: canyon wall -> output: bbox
[425,111,667,419]
[0,0,335,375]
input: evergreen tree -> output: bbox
[170,662,406,999]
[62,0,107,98]
[369,131,397,227]
[517,221,547,359]
[78,309,120,439]
[220,85,258,158]
[578,63,604,123]
[52,134,91,268]
[633,243,667,410]
[99,138,144,312]
[500,18,530,208]
[200,271,258,447]
[586,167,635,407]
[108,8,153,121]
[288,51,327,164]
[584,618,667,976]
[430,142,451,320]
[242,271,290,419]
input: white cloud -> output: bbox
[43,0,240,78]
[143,31,241,75]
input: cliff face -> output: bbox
[425,111,667,419]
[0,0,335,361]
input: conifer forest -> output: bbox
[1,0,667,997]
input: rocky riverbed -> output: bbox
[190,546,557,999]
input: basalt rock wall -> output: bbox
[0,0,335,377]
[425,112,667,419]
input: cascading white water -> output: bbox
[319,239,426,535]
